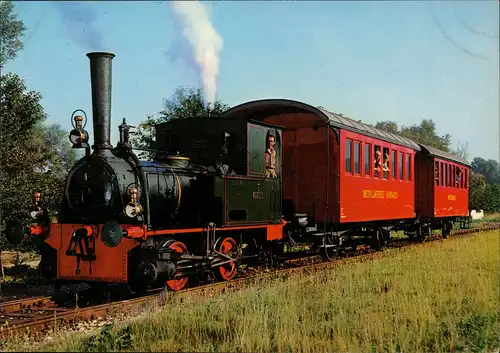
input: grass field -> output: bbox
[4,230,498,353]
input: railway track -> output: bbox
[1,224,498,340]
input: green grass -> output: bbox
[4,231,499,353]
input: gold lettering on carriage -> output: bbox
[447,194,456,201]
[362,190,399,199]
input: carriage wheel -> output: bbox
[214,237,238,281]
[442,222,452,239]
[417,226,426,243]
[320,233,339,262]
[165,240,189,291]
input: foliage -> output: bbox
[471,157,500,185]
[11,231,498,352]
[469,172,487,211]
[468,158,500,211]
[483,183,500,212]
[375,119,451,152]
[132,86,231,159]
[0,73,77,250]
[0,0,26,67]
[451,141,469,161]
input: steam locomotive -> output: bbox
[5,51,471,294]
[6,52,287,293]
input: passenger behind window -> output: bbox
[374,148,382,176]
[383,151,390,172]
[435,163,439,185]
[456,168,462,187]
[265,134,278,178]
[382,148,390,179]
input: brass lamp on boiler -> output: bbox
[125,186,142,218]
[68,109,90,155]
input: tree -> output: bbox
[0,74,73,249]
[132,86,231,159]
[451,141,469,161]
[375,121,399,134]
[471,157,500,185]
[0,73,45,244]
[484,183,500,212]
[41,123,81,174]
[375,119,452,152]
[0,0,26,67]
[468,172,487,211]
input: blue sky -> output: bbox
[4,1,499,162]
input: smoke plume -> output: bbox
[53,1,104,51]
[170,1,223,105]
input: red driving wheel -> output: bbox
[165,240,189,291]
[214,237,238,281]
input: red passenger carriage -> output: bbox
[223,99,470,248]
[415,144,470,237]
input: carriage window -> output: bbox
[374,145,381,177]
[399,152,404,180]
[452,165,455,187]
[364,144,371,175]
[382,147,390,179]
[440,163,445,186]
[456,167,462,188]
[406,154,411,180]
[391,150,397,179]
[448,165,452,187]
[345,139,352,173]
[354,141,360,174]
[445,164,449,187]
[465,169,468,189]
[435,161,439,185]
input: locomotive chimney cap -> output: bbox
[86,52,115,58]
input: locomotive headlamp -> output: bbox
[68,109,90,151]
[5,219,28,245]
[101,220,125,247]
[125,187,142,218]
[30,206,44,220]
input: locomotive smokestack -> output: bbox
[87,52,115,154]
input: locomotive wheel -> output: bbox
[214,237,238,281]
[165,240,189,291]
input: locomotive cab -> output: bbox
[155,117,285,227]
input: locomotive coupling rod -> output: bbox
[213,250,235,261]
[210,259,236,268]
